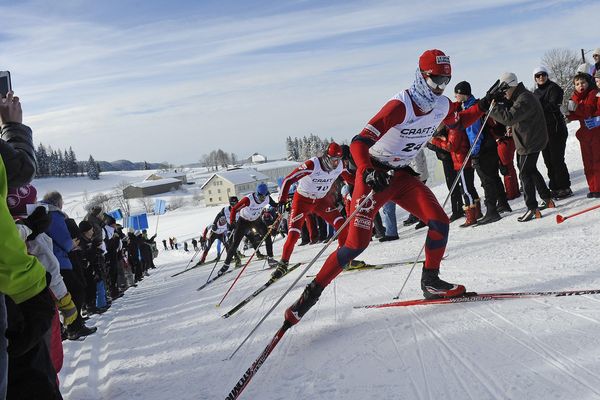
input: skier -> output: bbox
[284,49,486,326]
[271,142,353,279]
[217,183,278,275]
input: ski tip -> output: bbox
[556,215,564,224]
[392,296,399,300]
[215,304,221,308]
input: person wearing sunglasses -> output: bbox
[217,183,279,275]
[532,66,572,200]
[592,48,600,77]
[283,49,490,327]
[271,142,354,279]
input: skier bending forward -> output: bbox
[285,49,486,325]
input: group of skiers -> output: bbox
[197,48,600,333]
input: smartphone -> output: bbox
[0,71,12,98]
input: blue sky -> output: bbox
[0,0,597,164]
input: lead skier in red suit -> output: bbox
[284,49,488,325]
[271,142,354,279]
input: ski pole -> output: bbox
[226,190,375,361]
[556,203,600,224]
[204,246,224,283]
[171,246,203,277]
[393,103,496,300]
[216,213,283,307]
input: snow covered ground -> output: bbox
[57,123,600,400]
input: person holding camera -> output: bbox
[480,72,554,222]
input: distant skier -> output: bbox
[162,239,168,250]
[271,142,353,279]
[284,49,487,326]
[217,183,278,275]
[191,238,198,251]
[194,212,240,268]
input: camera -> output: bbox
[0,71,12,98]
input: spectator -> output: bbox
[41,191,97,339]
[191,238,198,251]
[533,66,572,199]
[183,241,189,252]
[426,128,465,222]
[592,48,600,80]
[495,124,520,200]
[0,90,58,399]
[566,72,600,197]
[162,239,168,251]
[483,72,554,222]
[379,202,399,241]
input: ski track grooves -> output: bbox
[408,308,506,399]
[465,305,600,396]
[385,326,424,400]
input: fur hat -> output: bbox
[7,184,37,217]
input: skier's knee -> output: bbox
[425,219,449,250]
[337,246,365,269]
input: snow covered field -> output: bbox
[56,123,600,400]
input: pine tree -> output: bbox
[68,147,78,176]
[87,155,100,180]
[286,137,296,161]
[36,143,49,177]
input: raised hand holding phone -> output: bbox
[0,91,23,124]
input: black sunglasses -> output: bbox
[534,73,547,78]
[426,74,451,86]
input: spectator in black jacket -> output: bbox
[533,66,572,199]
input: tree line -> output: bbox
[35,143,101,180]
[285,134,338,161]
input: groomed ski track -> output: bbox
[60,131,600,400]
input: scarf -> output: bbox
[407,68,440,113]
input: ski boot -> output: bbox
[518,208,542,222]
[271,260,289,280]
[346,259,367,270]
[217,264,230,276]
[421,268,465,299]
[234,258,242,268]
[255,251,267,260]
[284,281,324,326]
[267,257,278,268]
[539,198,556,210]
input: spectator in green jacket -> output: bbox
[0,91,57,399]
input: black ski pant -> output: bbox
[458,168,479,207]
[542,129,571,191]
[441,156,464,214]
[518,152,552,210]
[473,149,507,212]
[60,268,87,331]
[224,218,273,266]
[202,232,239,262]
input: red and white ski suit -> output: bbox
[313,90,484,287]
[279,157,353,262]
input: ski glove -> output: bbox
[57,292,78,326]
[363,168,390,192]
[584,116,600,130]
[23,206,52,240]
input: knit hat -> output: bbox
[499,72,519,87]
[454,81,471,96]
[593,48,600,57]
[419,49,451,76]
[533,66,548,76]
[577,63,592,75]
[65,218,81,239]
[7,184,37,217]
[78,220,93,233]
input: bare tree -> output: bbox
[111,181,132,216]
[137,197,154,214]
[84,193,111,213]
[542,48,581,105]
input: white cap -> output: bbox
[577,63,592,75]
[533,66,548,76]
[593,48,600,56]
[499,72,519,87]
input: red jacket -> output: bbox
[568,88,600,134]
[430,128,471,171]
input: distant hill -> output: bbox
[91,160,168,172]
